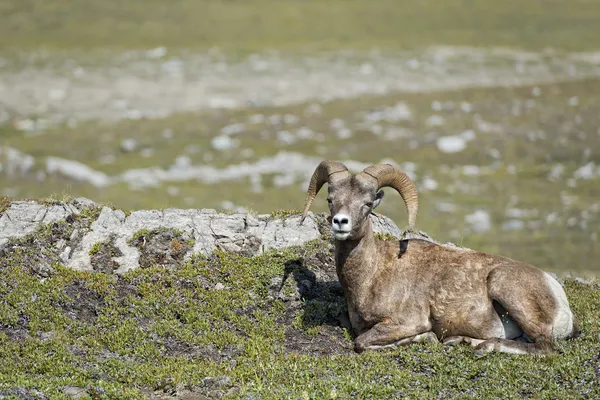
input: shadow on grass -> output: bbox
[282,259,353,335]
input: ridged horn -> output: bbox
[359,164,418,230]
[301,160,350,223]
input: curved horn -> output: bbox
[359,164,418,230]
[301,160,350,223]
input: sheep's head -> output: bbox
[301,160,418,241]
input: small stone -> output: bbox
[14,119,35,132]
[120,138,138,153]
[460,102,472,113]
[426,115,445,127]
[465,210,492,233]
[421,177,438,191]
[146,47,167,59]
[201,375,233,389]
[214,282,225,290]
[574,162,597,180]
[62,386,89,399]
[437,136,467,153]
[502,219,525,231]
[221,123,245,136]
[211,135,238,151]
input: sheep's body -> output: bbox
[302,160,577,355]
[337,222,575,354]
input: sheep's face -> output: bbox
[327,177,384,241]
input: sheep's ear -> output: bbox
[373,190,384,209]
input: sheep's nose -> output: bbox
[333,216,348,225]
[332,213,351,229]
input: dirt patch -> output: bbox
[0,319,31,342]
[62,279,106,323]
[129,229,194,269]
[89,238,122,274]
[284,309,354,356]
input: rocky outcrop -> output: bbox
[0,198,404,275]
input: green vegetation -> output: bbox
[269,209,302,219]
[89,241,103,256]
[0,223,599,399]
[3,0,600,53]
[0,196,10,214]
[374,232,396,242]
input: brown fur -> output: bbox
[314,171,576,355]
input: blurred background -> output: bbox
[1,0,599,277]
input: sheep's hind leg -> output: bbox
[442,335,550,355]
[474,338,553,356]
[354,319,437,353]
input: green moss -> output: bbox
[89,241,103,256]
[374,232,397,242]
[269,209,302,219]
[78,205,102,221]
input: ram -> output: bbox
[301,160,577,355]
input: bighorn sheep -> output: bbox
[301,160,577,355]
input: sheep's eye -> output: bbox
[365,202,373,208]
[327,199,333,204]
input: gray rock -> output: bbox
[0,198,405,274]
[437,135,467,153]
[71,197,98,211]
[46,157,111,188]
[0,387,47,399]
[465,210,492,233]
[61,386,89,399]
[200,376,233,389]
[371,213,403,237]
[0,200,76,243]
[502,219,526,231]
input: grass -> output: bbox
[3,0,600,53]
[0,196,11,214]
[0,223,598,399]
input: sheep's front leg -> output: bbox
[354,319,437,353]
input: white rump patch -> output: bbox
[544,273,574,340]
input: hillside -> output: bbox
[0,198,598,399]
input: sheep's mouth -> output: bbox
[332,229,351,240]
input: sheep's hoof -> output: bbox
[474,341,495,357]
[442,336,466,346]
